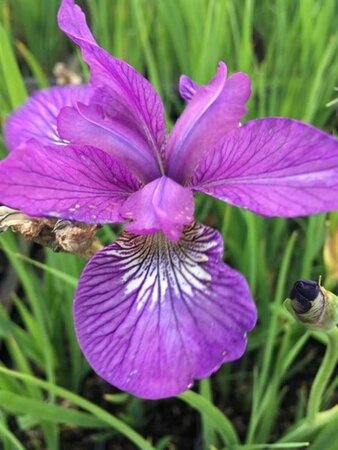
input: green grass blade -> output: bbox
[178,390,239,447]
[0,416,25,450]
[0,391,108,429]
[0,367,155,450]
[0,23,27,109]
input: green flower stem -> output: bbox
[307,328,338,422]
[278,405,338,444]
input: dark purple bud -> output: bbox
[289,279,320,313]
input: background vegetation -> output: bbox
[0,0,338,449]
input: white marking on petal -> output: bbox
[74,221,257,399]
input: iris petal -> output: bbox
[0,140,140,223]
[74,222,257,399]
[4,85,89,151]
[179,75,198,102]
[192,118,338,217]
[58,0,166,178]
[166,62,251,183]
[58,102,159,182]
[120,176,194,241]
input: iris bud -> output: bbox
[285,279,338,331]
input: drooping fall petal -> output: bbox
[166,62,251,183]
[0,140,140,223]
[74,222,257,399]
[4,85,89,151]
[192,118,338,217]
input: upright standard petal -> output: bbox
[58,101,160,182]
[57,0,166,171]
[166,62,251,183]
[192,118,338,217]
[75,222,256,399]
[0,140,140,223]
[4,85,89,151]
[120,176,194,241]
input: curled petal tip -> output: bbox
[179,75,198,102]
[58,0,95,43]
[217,60,228,76]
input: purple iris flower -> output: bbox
[1,0,338,399]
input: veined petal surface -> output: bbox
[4,85,89,151]
[120,176,194,241]
[0,141,140,223]
[58,101,159,182]
[58,0,166,176]
[179,75,198,102]
[192,118,338,217]
[74,222,257,399]
[166,62,251,183]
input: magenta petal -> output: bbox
[120,176,194,240]
[192,118,338,217]
[57,0,166,171]
[179,75,198,101]
[0,141,140,223]
[57,102,160,182]
[166,62,251,183]
[74,222,257,399]
[4,85,89,151]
